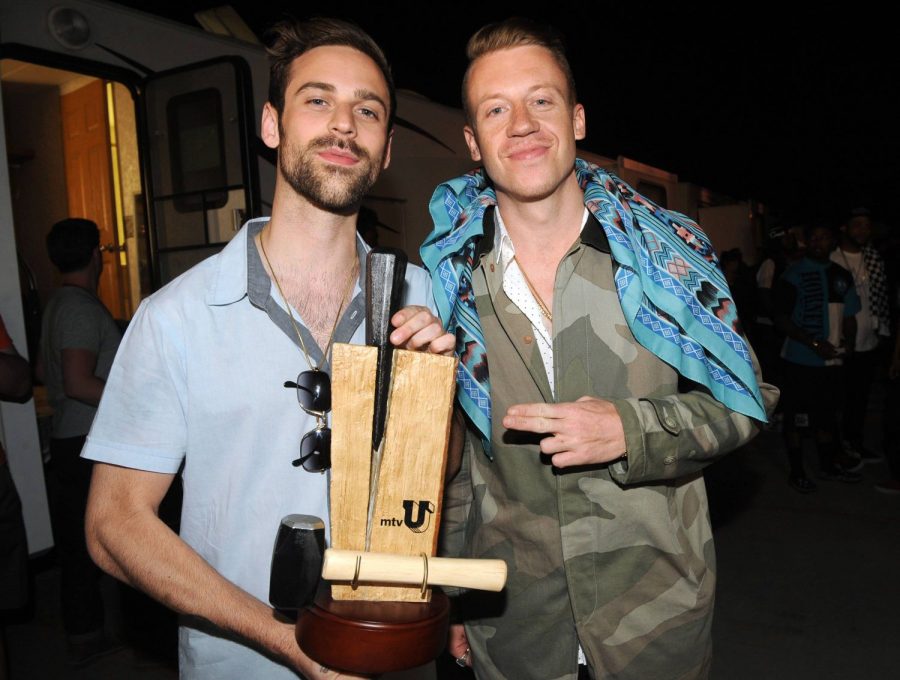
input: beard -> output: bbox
[279,132,384,212]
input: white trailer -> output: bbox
[0,0,473,555]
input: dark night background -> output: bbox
[115,1,899,229]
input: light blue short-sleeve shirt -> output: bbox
[83,218,437,679]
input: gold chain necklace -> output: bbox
[258,228,357,369]
[512,255,552,322]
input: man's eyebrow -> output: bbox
[296,81,336,95]
[476,83,564,105]
[354,89,387,111]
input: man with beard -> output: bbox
[83,18,452,680]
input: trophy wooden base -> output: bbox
[295,588,450,674]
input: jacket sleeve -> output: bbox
[438,430,474,560]
[436,429,476,598]
[607,344,779,485]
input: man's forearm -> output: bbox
[774,313,817,346]
[61,348,105,406]
[0,351,32,402]
[85,468,313,675]
[65,375,105,406]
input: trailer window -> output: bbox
[167,88,227,212]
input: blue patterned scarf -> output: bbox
[421,159,767,454]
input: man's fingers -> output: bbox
[389,306,430,343]
[503,403,567,433]
[400,322,442,349]
[447,623,469,659]
[502,413,556,434]
[389,305,423,327]
[387,306,456,355]
[506,402,563,418]
[428,332,457,356]
[389,306,449,351]
[539,434,569,454]
[549,451,588,468]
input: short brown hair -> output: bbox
[462,17,577,124]
[265,17,396,129]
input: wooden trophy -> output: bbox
[294,249,504,674]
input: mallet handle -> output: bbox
[322,549,507,592]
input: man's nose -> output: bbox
[508,103,538,136]
[330,102,357,137]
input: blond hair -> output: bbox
[462,18,577,123]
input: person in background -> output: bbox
[38,218,122,666]
[830,208,891,464]
[876,326,900,494]
[875,239,900,495]
[0,313,32,680]
[753,227,802,419]
[775,224,861,491]
[720,248,756,334]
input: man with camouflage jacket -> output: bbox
[420,19,778,680]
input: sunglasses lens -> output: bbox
[296,371,331,412]
[296,427,331,472]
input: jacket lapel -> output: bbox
[474,224,554,404]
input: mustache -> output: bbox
[308,136,369,160]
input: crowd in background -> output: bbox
[724,208,900,495]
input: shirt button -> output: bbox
[664,416,677,429]
[664,455,676,465]
[523,335,533,344]
[489,263,495,272]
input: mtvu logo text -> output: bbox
[379,500,435,533]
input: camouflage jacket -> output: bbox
[440,211,779,680]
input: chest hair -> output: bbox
[277,264,357,353]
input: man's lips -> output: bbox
[317,148,359,165]
[504,144,551,161]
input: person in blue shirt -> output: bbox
[82,18,453,680]
[775,224,861,491]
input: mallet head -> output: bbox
[269,514,325,610]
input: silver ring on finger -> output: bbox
[455,646,471,667]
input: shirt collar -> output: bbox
[206,217,372,308]
[206,217,267,307]
[487,205,599,276]
[580,211,611,254]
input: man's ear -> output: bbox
[463,125,482,162]
[261,102,280,150]
[573,104,586,141]
[382,130,393,171]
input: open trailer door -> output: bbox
[140,56,261,288]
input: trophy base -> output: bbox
[295,588,450,674]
